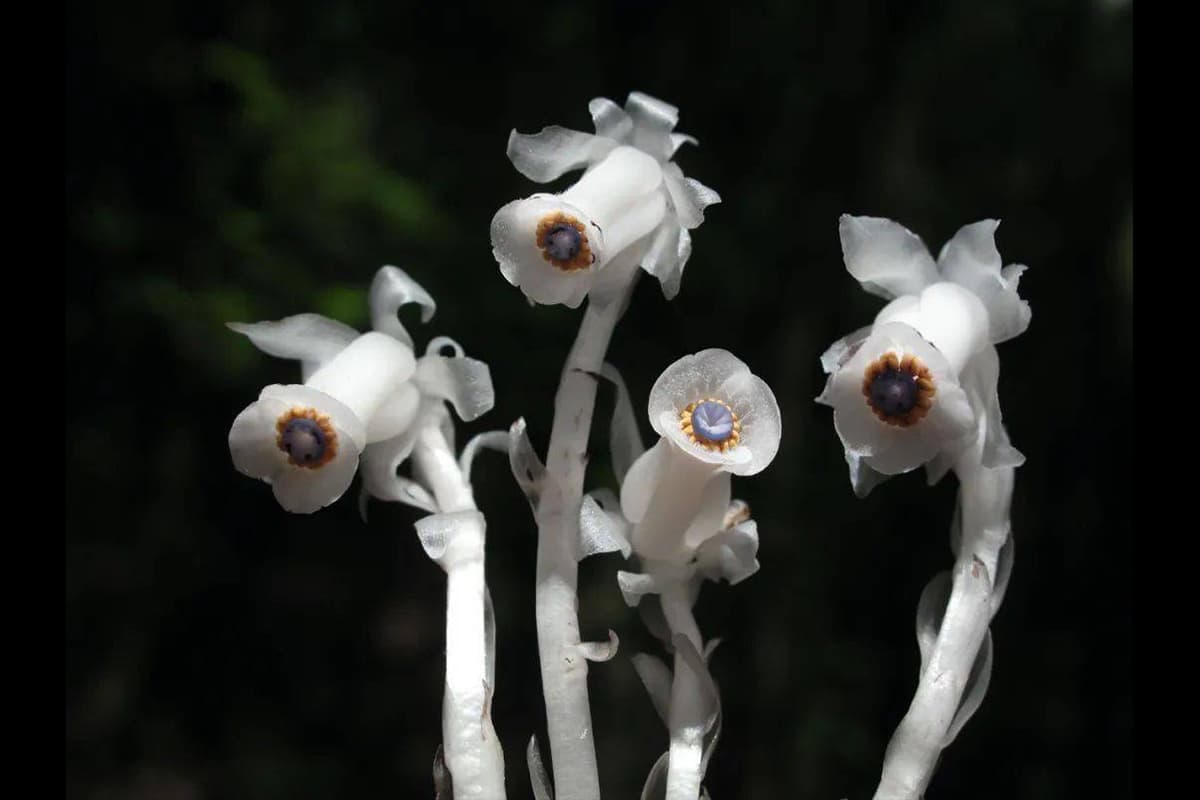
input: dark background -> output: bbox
[65,1,1132,798]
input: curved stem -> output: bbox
[535,289,632,800]
[412,425,506,800]
[660,581,706,800]
[872,461,1014,800]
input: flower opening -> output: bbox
[275,407,338,468]
[680,399,741,451]
[862,353,935,428]
[535,212,593,271]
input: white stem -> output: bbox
[535,290,631,800]
[660,581,706,800]
[872,458,1014,800]
[412,425,506,800]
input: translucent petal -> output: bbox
[669,132,698,157]
[839,214,938,300]
[847,450,892,498]
[818,325,873,376]
[663,164,721,230]
[415,354,495,422]
[639,218,689,301]
[695,520,760,585]
[681,472,732,552]
[962,344,1026,471]
[626,91,679,161]
[579,494,632,559]
[589,96,633,141]
[616,570,659,607]
[229,397,286,480]
[368,265,436,349]
[937,220,1032,344]
[227,313,358,368]
[506,125,617,183]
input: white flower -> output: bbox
[490,92,720,308]
[229,331,415,513]
[817,216,1031,494]
[228,266,493,514]
[620,349,780,562]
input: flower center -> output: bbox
[680,398,742,452]
[861,353,935,427]
[275,407,338,468]
[536,212,593,271]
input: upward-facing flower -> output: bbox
[817,216,1030,494]
[490,92,720,308]
[228,266,493,514]
[621,349,780,562]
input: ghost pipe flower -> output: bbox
[228,266,506,798]
[590,350,777,800]
[228,329,415,514]
[815,216,1030,800]
[494,93,720,800]
[491,92,720,308]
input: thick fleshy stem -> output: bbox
[872,453,1014,800]
[659,580,707,800]
[534,284,634,800]
[412,424,507,800]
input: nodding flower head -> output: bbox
[620,350,780,562]
[491,92,721,308]
[818,215,1031,493]
[228,266,494,514]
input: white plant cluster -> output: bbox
[225,93,1030,800]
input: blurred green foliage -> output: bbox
[66,1,1130,798]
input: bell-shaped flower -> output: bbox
[491,92,720,308]
[620,349,780,563]
[818,216,1031,494]
[229,330,416,513]
[228,266,493,514]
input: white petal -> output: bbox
[663,163,721,230]
[365,380,420,444]
[588,97,633,141]
[458,430,510,484]
[629,442,724,559]
[638,218,690,301]
[617,570,661,608]
[508,417,547,511]
[304,332,416,432]
[961,344,1025,470]
[937,220,1031,344]
[695,519,760,585]
[227,314,358,368]
[560,147,666,255]
[415,354,495,422]
[818,325,873,376]
[878,282,990,375]
[368,265,436,348]
[576,629,620,662]
[579,494,632,559]
[682,471,732,551]
[839,214,938,299]
[620,437,672,524]
[506,126,617,183]
[669,132,698,157]
[625,91,679,161]
[229,396,287,480]
[846,451,891,498]
[490,194,599,308]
